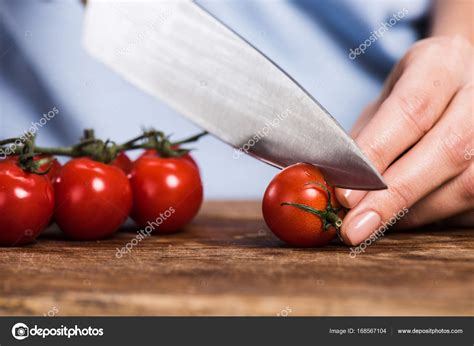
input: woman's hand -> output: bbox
[336,36,473,246]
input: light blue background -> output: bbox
[0,0,429,198]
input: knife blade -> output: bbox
[82,0,386,190]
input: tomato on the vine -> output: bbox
[35,155,62,184]
[111,152,133,175]
[4,155,61,184]
[139,147,198,168]
[262,163,345,247]
[3,155,17,162]
[0,161,54,246]
[130,156,203,233]
[54,158,132,240]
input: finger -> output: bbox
[350,61,406,138]
[350,101,379,138]
[395,163,473,229]
[337,37,471,208]
[441,210,474,228]
[341,85,473,245]
[336,63,402,202]
[337,99,382,205]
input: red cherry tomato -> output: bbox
[0,161,54,246]
[262,163,345,247]
[130,156,203,233]
[3,155,61,184]
[139,148,198,168]
[111,152,133,175]
[3,155,17,162]
[54,158,132,240]
[34,156,62,225]
[35,155,62,184]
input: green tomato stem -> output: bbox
[281,181,344,240]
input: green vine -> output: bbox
[0,129,207,172]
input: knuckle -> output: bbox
[413,37,449,59]
[431,35,471,54]
[439,130,470,169]
[386,181,412,211]
[447,35,472,53]
[440,36,473,73]
[399,48,417,67]
[406,37,431,55]
[362,139,389,170]
[411,36,472,81]
[447,36,473,72]
[394,91,432,136]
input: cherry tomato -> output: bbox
[130,156,203,233]
[111,152,133,175]
[4,155,61,184]
[54,158,132,240]
[262,163,345,247]
[35,155,62,184]
[3,155,18,162]
[0,161,54,246]
[34,156,62,225]
[139,147,198,168]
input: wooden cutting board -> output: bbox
[0,201,472,316]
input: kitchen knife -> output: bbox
[82,0,386,190]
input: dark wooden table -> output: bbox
[0,201,472,316]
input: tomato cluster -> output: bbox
[1,128,342,249]
[0,132,203,246]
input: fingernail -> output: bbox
[337,189,367,208]
[344,211,381,245]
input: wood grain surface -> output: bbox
[0,201,472,316]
